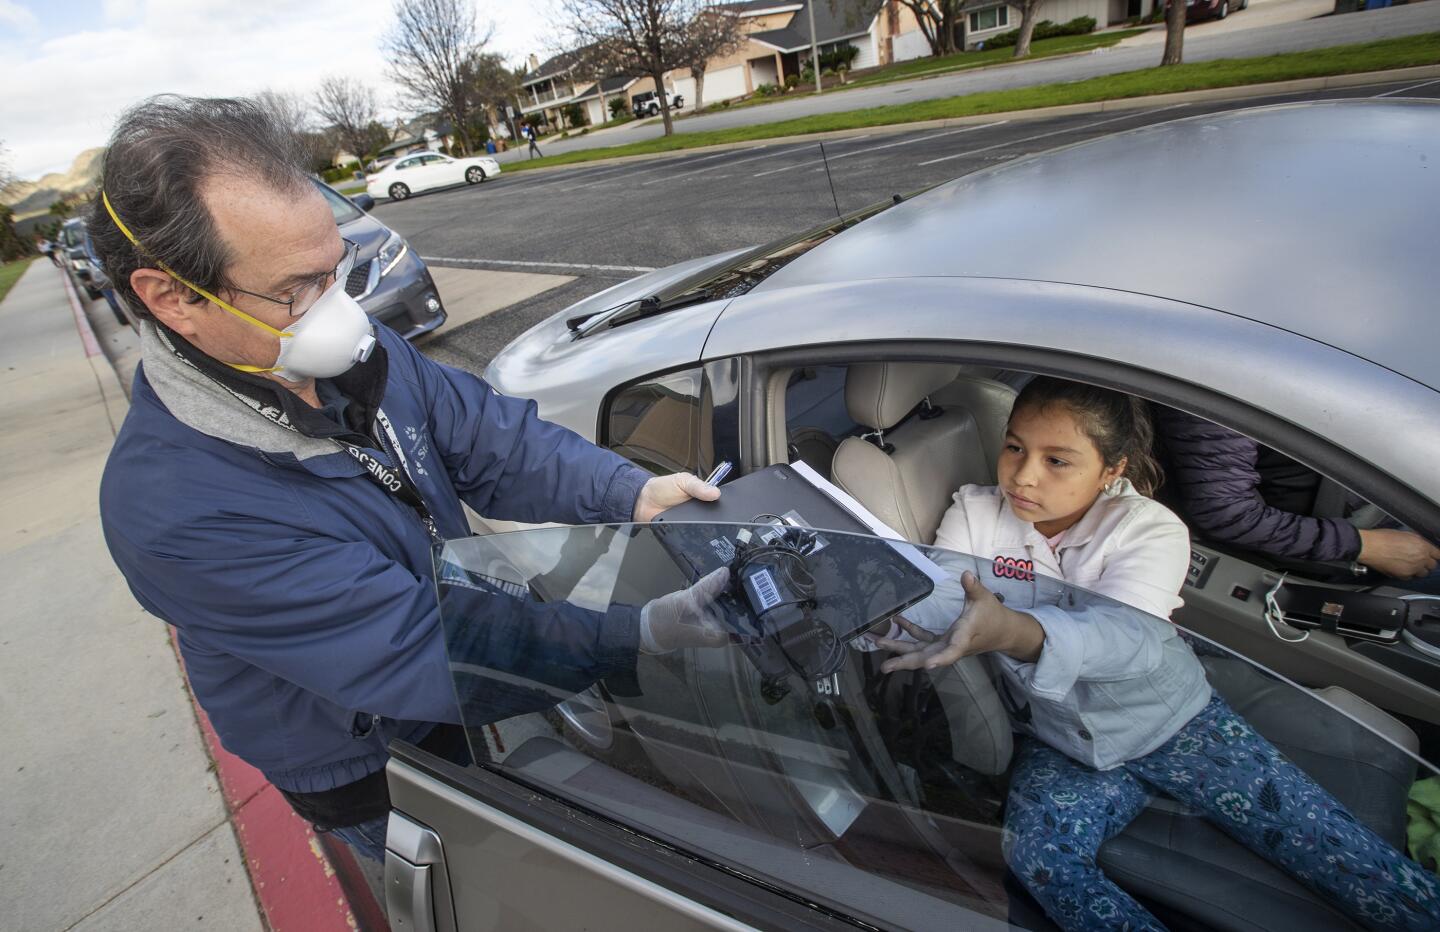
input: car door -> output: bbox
[391,155,423,190]
[413,153,455,191]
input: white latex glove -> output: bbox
[639,567,731,653]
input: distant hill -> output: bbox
[4,147,104,219]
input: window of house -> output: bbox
[969,5,1009,31]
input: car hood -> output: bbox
[483,248,750,433]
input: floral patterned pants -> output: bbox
[1003,694,1440,931]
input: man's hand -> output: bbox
[873,571,1045,673]
[1358,528,1440,579]
[640,567,731,652]
[633,472,719,523]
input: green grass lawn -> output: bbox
[691,30,1147,118]
[0,257,35,305]
[505,31,1440,174]
[847,28,1149,88]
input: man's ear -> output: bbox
[131,269,202,336]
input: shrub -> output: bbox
[983,15,1097,49]
[563,102,587,127]
[320,162,363,183]
[784,73,800,90]
[754,82,778,96]
[608,96,628,119]
[819,44,861,72]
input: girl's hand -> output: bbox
[873,571,1044,673]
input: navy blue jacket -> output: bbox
[1155,409,1360,563]
[101,324,649,793]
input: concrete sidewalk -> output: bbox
[0,260,263,930]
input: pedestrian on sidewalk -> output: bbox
[524,123,542,159]
[90,95,727,866]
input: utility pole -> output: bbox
[807,0,822,95]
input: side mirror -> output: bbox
[350,194,376,212]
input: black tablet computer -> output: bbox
[651,463,936,645]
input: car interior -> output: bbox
[772,359,1440,929]
[428,358,1440,931]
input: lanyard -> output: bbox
[335,409,442,544]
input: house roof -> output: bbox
[572,74,641,103]
[747,0,881,52]
[717,0,803,12]
[523,46,594,84]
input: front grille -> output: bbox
[345,259,373,297]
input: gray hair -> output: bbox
[87,95,311,317]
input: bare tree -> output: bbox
[315,76,382,165]
[254,89,311,134]
[1161,0,1185,65]
[1010,0,1048,58]
[676,5,742,112]
[466,50,521,138]
[892,0,963,57]
[383,0,493,154]
[559,0,698,137]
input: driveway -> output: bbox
[1118,0,1335,46]
[494,1,1440,163]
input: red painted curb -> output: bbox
[59,265,103,357]
[167,630,388,931]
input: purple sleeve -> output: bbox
[1158,410,1360,562]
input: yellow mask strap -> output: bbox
[101,191,288,373]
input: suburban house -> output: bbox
[669,1,934,104]
[519,1,934,126]
[961,0,1161,48]
[519,48,667,130]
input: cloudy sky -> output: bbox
[0,0,554,180]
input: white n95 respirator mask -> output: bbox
[269,281,377,381]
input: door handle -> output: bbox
[384,812,457,932]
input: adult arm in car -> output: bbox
[1156,408,1361,562]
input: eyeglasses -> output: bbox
[225,240,360,318]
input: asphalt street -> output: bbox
[384,77,1440,372]
[493,1,1440,163]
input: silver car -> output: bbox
[385,101,1440,931]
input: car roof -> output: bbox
[759,100,1440,389]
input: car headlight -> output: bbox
[378,231,408,278]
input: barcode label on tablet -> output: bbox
[747,568,782,611]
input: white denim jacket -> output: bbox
[904,480,1212,770]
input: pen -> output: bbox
[703,460,733,486]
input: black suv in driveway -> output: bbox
[315,180,447,340]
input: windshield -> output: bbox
[433,521,1440,930]
[314,182,363,225]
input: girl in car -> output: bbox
[875,377,1439,932]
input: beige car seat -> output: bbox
[829,362,1018,775]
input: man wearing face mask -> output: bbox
[91,96,725,862]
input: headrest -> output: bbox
[845,362,963,431]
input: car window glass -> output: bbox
[395,159,416,170]
[314,183,363,225]
[603,367,715,476]
[434,522,1439,930]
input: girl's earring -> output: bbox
[1104,479,1120,495]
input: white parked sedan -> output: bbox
[364,150,500,201]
